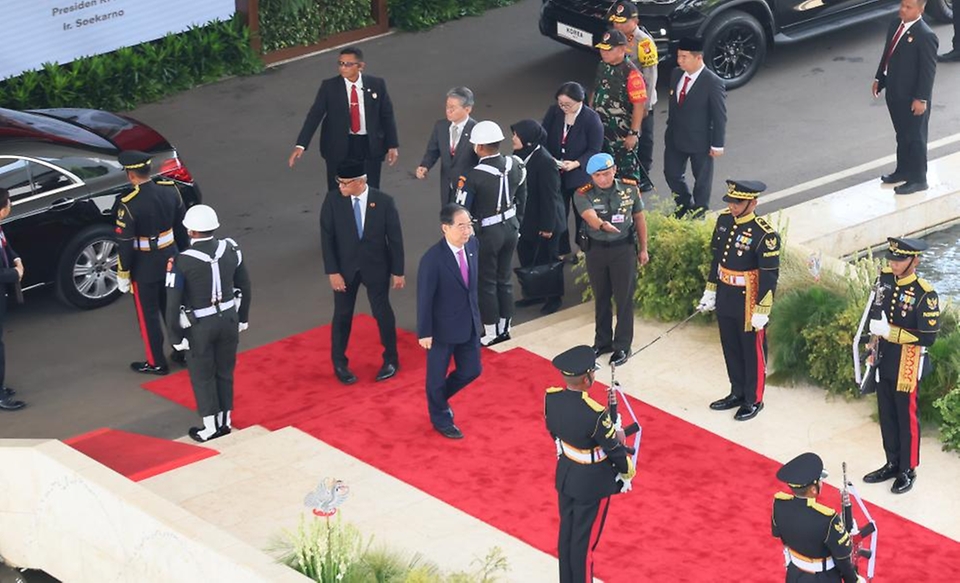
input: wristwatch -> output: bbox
[627,130,639,136]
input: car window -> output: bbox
[0,158,33,201]
[54,156,113,180]
[27,160,75,194]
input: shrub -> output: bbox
[936,388,960,452]
[258,0,373,53]
[767,285,848,385]
[388,0,519,31]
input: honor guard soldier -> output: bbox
[773,453,864,583]
[165,205,251,442]
[114,150,189,375]
[698,180,780,421]
[862,237,940,494]
[453,120,527,346]
[590,29,648,186]
[545,345,636,583]
[574,153,648,367]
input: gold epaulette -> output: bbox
[718,209,731,215]
[582,393,605,413]
[577,183,594,194]
[155,179,176,186]
[546,387,563,394]
[755,216,775,234]
[620,178,638,186]
[774,492,794,501]
[918,278,934,292]
[121,185,140,204]
[807,499,836,517]
[881,266,893,274]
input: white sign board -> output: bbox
[0,0,236,80]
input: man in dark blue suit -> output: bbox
[417,203,483,439]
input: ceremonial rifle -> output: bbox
[841,462,878,581]
[853,268,884,396]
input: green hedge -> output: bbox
[258,0,373,53]
[388,0,519,31]
[0,15,262,112]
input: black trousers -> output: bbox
[132,280,169,369]
[638,110,655,175]
[331,272,398,368]
[717,315,767,405]
[875,372,921,470]
[558,186,583,256]
[886,97,930,182]
[323,134,384,192]
[953,7,960,51]
[477,221,519,325]
[0,292,7,389]
[557,493,610,583]
[425,332,482,429]
[186,309,239,417]
[585,241,637,352]
[663,144,714,215]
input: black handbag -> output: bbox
[514,240,564,300]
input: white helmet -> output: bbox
[183,204,220,231]
[469,120,505,145]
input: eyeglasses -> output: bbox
[338,61,360,68]
[557,99,579,110]
[336,177,360,186]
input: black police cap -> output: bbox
[776,452,828,489]
[677,37,704,53]
[886,237,928,260]
[595,29,629,50]
[336,159,366,180]
[118,150,152,170]
[722,179,767,202]
[552,345,600,377]
[609,1,639,23]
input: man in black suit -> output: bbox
[663,37,727,218]
[290,47,400,192]
[936,4,960,62]
[417,204,482,439]
[873,0,938,195]
[320,161,405,385]
[416,87,479,206]
[0,188,25,411]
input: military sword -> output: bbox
[627,310,701,360]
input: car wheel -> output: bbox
[703,11,767,90]
[55,224,121,310]
[926,0,953,24]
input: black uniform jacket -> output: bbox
[114,179,187,283]
[707,210,780,322]
[454,154,527,225]
[869,268,940,383]
[875,18,938,102]
[772,492,858,583]
[165,237,252,345]
[545,387,632,501]
[320,187,404,284]
[519,146,563,238]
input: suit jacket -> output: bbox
[416,236,481,345]
[419,118,479,202]
[519,146,563,236]
[320,187,404,285]
[542,103,604,190]
[875,18,938,102]
[295,73,400,162]
[0,227,20,312]
[664,67,727,154]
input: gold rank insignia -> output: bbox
[927,296,938,309]
[602,416,612,429]
[930,319,938,326]
[765,237,777,250]
[834,521,845,534]
[118,208,125,219]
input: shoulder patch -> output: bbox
[807,499,836,517]
[121,185,140,204]
[581,393,605,413]
[546,387,564,394]
[457,176,466,189]
[755,216,775,234]
[918,278,934,292]
[774,492,794,501]
[576,183,593,194]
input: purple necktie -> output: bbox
[457,248,469,286]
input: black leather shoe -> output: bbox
[863,462,899,483]
[734,402,764,421]
[610,350,629,367]
[2,386,15,397]
[486,331,511,347]
[170,350,187,366]
[592,345,613,357]
[0,397,26,411]
[937,48,960,62]
[541,297,562,315]
[435,424,464,439]
[375,362,398,382]
[515,297,546,307]
[188,426,228,443]
[334,366,358,385]
[880,172,907,184]
[130,361,169,376]
[709,394,744,411]
[894,181,928,195]
[891,469,916,494]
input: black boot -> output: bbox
[863,462,899,483]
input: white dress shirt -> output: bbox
[345,73,367,135]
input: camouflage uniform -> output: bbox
[592,59,647,183]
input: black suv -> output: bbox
[540,0,953,88]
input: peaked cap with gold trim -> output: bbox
[552,345,600,377]
[722,179,767,202]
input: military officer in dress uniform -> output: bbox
[773,452,864,583]
[545,345,636,583]
[165,205,252,442]
[454,120,527,346]
[114,150,189,375]
[862,237,940,494]
[574,153,648,367]
[590,29,648,186]
[698,180,780,421]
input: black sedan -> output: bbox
[0,107,201,309]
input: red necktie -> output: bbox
[678,75,690,106]
[883,22,905,72]
[349,84,361,133]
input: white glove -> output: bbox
[117,274,131,294]
[856,576,867,583]
[751,312,769,330]
[618,475,633,493]
[869,311,891,339]
[697,289,716,313]
[238,322,249,333]
[172,338,190,351]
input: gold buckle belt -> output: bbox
[718,265,755,287]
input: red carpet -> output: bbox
[65,428,218,482]
[144,315,960,581]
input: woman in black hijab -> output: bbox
[511,119,564,314]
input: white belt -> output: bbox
[480,206,516,227]
[788,551,834,573]
[557,440,607,464]
[134,229,174,251]
[192,298,235,318]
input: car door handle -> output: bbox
[49,198,76,210]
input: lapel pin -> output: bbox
[907,36,914,43]
[371,92,378,99]
[369,202,376,208]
